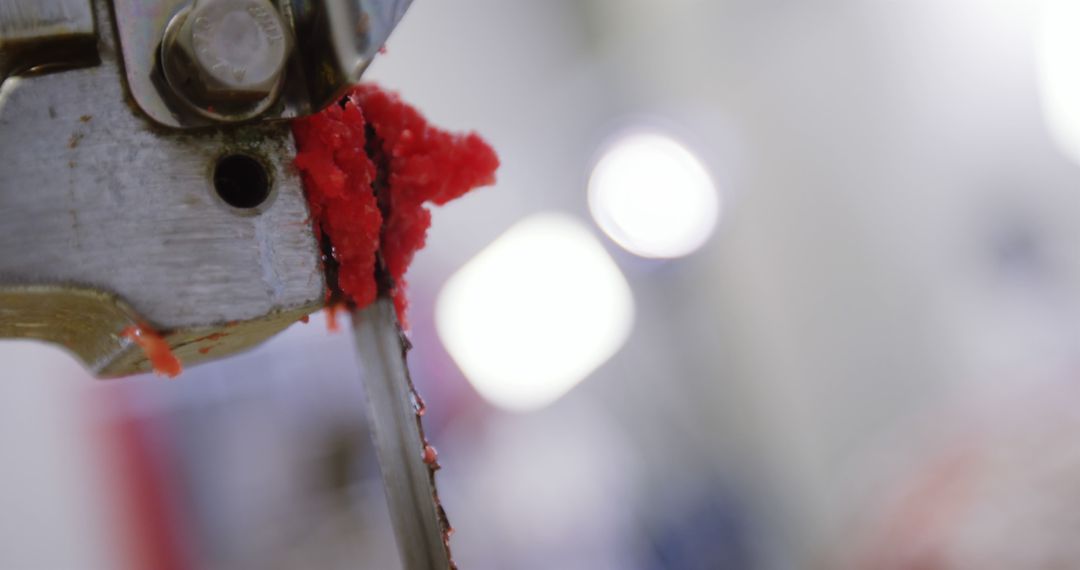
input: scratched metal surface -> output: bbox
[0,0,324,375]
[112,0,414,128]
[352,299,452,570]
[0,0,93,37]
[0,0,97,81]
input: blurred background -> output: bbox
[8,0,1080,568]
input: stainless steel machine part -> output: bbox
[353,298,453,570]
[2,2,454,566]
[161,0,292,121]
[0,0,325,376]
[112,0,413,128]
[0,0,98,82]
[287,0,412,112]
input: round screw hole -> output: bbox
[213,153,270,209]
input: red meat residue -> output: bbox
[293,86,492,568]
[422,444,439,466]
[292,84,499,323]
[121,325,182,378]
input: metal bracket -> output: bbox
[0,0,99,83]
[0,0,325,377]
[111,0,412,129]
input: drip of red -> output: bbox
[396,328,455,568]
[122,324,182,378]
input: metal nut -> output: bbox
[164,0,290,107]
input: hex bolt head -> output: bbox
[163,0,290,110]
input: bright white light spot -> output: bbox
[588,131,719,258]
[436,213,634,412]
[1037,0,1080,164]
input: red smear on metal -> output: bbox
[325,304,344,332]
[121,325,182,378]
[191,332,228,343]
[422,444,439,465]
[292,84,499,324]
[293,95,382,309]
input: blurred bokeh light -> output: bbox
[1037,0,1080,165]
[588,131,720,258]
[435,213,634,412]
